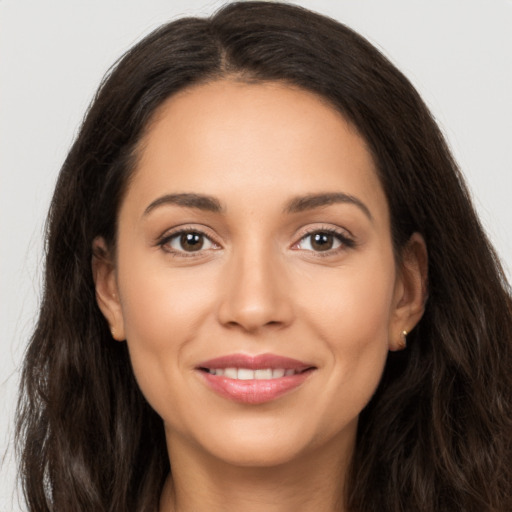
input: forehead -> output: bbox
[124,79,388,225]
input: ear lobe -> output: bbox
[389,232,428,351]
[91,237,125,341]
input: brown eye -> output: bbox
[310,232,334,251]
[296,230,347,253]
[180,232,204,251]
[165,231,217,254]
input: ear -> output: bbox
[388,232,428,351]
[91,237,126,341]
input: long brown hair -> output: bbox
[17,2,512,511]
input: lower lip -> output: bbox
[198,370,314,404]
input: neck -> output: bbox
[159,430,354,512]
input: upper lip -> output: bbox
[197,353,315,371]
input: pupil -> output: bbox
[312,233,333,251]
[181,233,203,251]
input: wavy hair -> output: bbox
[17,2,512,511]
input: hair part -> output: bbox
[17,2,512,511]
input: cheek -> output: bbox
[297,255,396,344]
[115,251,218,409]
[292,252,396,424]
[120,268,209,348]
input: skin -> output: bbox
[93,80,427,512]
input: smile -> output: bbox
[196,354,316,404]
[204,368,304,379]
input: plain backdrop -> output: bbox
[1,0,511,510]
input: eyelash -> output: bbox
[157,226,355,258]
[158,228,220,258]
[293,226,355,257]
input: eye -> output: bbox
[162,230,218,254]
[295,229,353,253]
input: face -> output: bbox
[94,80,425,468]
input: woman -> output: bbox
[16,2,512,511]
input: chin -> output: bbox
[207,437,310,468]
[180,415,355,470]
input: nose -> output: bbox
[217,244,294,333]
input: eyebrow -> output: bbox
[143,193,224,216]
[284,192,373,220]
[143,191,372,220]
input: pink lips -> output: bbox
[196,353,316,404]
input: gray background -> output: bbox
[1,0,511,509]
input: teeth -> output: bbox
[237,368,254,380]
[223,368,237,379]
[254,369,272,379]
[208,367,300,380]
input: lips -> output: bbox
[196,353,316,404]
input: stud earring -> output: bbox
[111,327,116,339]
[399,329,408,350]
